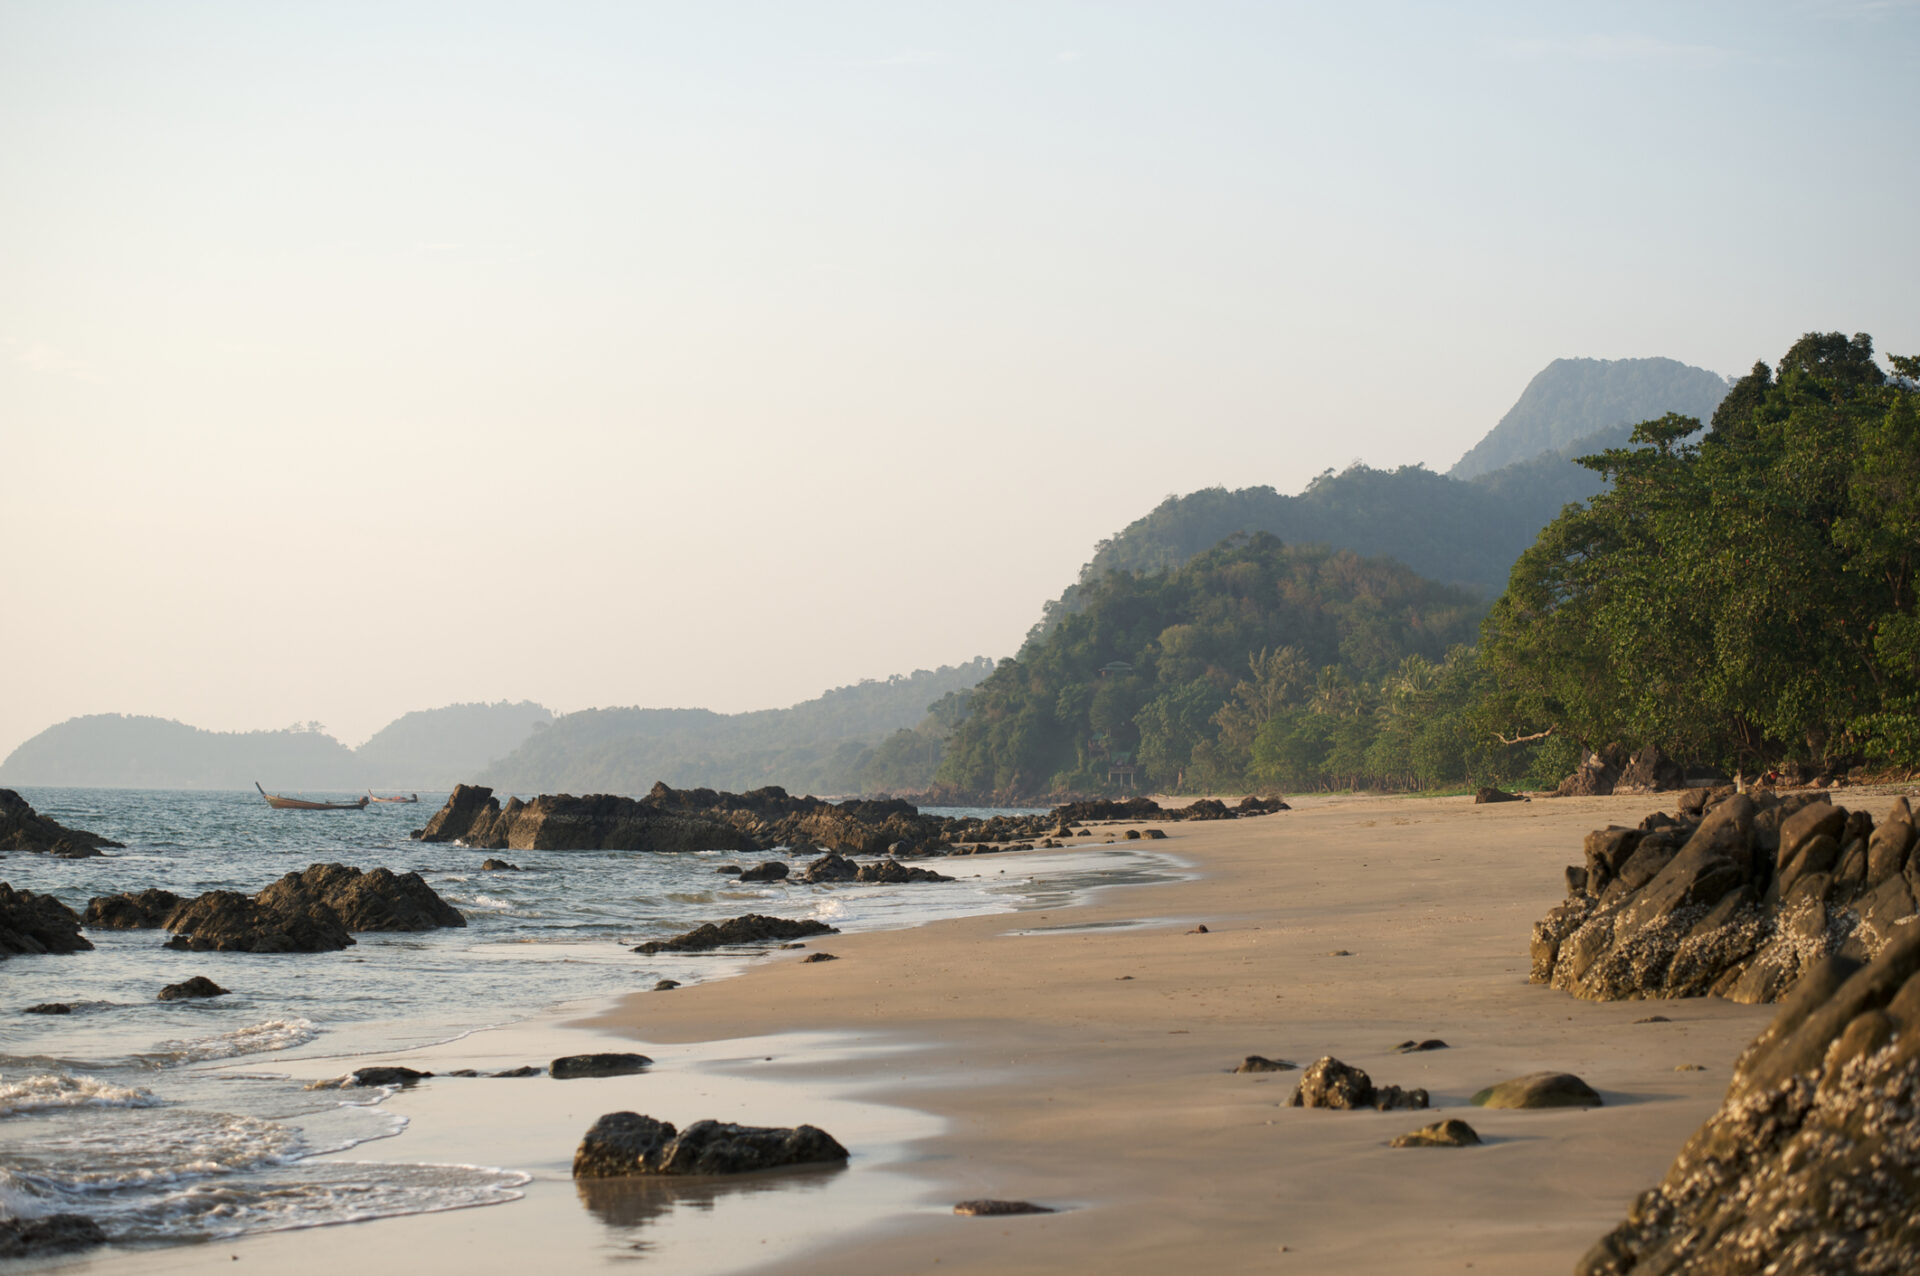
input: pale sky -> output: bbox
[4,1,1917,760]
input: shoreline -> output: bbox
[39,789,1856,1273]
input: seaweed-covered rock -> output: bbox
[84,888,183,929]
[0,790,122,857]
[1287,1056,1427,1111]
[1531,794,1920,1003]
[632,914,836,954]
[551,1052,651,1079]
[0,883,92,957]
[1579,929,1920,1274]
[1470,1072,1601,1109]
[572,1112,848,1177]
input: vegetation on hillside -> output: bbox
[1481,332,1920,774]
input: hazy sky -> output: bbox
[4,1,1917,760]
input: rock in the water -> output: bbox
[800,853,859,883]
[551,1052,652,1079]
[954,1199,1056,1216]
[0,883,93,956]
[493,1065,542,1077]
[633,914,836,954]
[1390,1118,1481,1148]
[801,952,838,963]
[1579,930,1920,1274]
[571,1112,848,1177]
[0,790,123,857]
[1288,1056,1427,1110]
[478,858,520,871]
[160,863,465,954]
[84,888,183,929]
[0,1213,108,1258]
[351,1066,432,1087]
[856,858,952,884]
[157,976,228,1001]
[1531,795,1920,1004]
[1475,787,1525,804]
[1234,1055,1298,1073]
[653,979,680,991]
[24,1002,73,1014]
[736,861,789,883]
[1470,1072,1601,1109]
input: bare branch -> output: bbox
[1494,726,1556,746]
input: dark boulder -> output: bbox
[1617,745,1687,793]
[163,889,354,953]
[0,789,122,857]
[736,861,789,883]
[351,1066,432,1087]
[84,888,183,929]
[24,1002,72,1014]
[801,853,859,883]
[1474,786,1525,804]
[800,952,838,963]
[551,1052,652,1079]
[1287,1056,1427,1111]
[633,914,836,954]
[256,863,466,932]
[572,1112,848,1177]
[157,976,228,1001]
[478,858,521,871]
[1234,1055,1298,1072]
[1556,752,1620,798]
[0,883,92,956]
[1579,931,1920,1274]
[1051,797,1163,823]
[0,1214,107,1258]
[855,858,952,884]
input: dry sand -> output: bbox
[61,791,1795,1275]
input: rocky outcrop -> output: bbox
[1557,751,1622,797]
[84,888,182,929]
[1616,746,1686,793]
[1578,930,1920,1274]
[0,790,122,857]
[1235,1055,1298,1073]
[632,914,836,954]
[572,1112,849,1177]
[1530,791,1920,1003]
[157,976,227,1001]
[159,863,465,954]
[1287,1056,1428,1111]
[1475,786,1526,804]
[0,883,92,956]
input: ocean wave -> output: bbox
[140,1018,319,1066]
[6,1110,306,1192]
[0,1072,162,1117]
[108,1161,530,1241]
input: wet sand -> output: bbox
[58,791,1785,1275]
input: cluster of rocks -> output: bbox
[0,789,122,858]
[572,1112,848,1178]
[633,914,836,955]
[414,782,1288,858]
[1531,789,1920,1003]
[83,863,466,954]
[0,1214,107,1259]
[1579,928,1920,1274]
[0,883,92,956]
[1287,1056,1429,1111]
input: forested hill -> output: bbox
[477,658,995,795]
[1028,356,1728,643]
[938,536,1485,799]
[1448,356,1728,479]
[0,700,551,790]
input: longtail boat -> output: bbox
[368,792,420,804]
[255,782,369,811]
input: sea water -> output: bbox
[0,787,1175,1250]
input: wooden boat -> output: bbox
[255,782,369,811]
[367,792,419,804]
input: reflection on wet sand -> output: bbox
[575,1162,850,1238]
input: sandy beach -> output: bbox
[55,791,1801,1275]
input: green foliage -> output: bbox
[938,536,1496,798]
[1478,332,1920,772]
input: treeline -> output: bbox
[898,332,1916,800]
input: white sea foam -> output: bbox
[110,1161,531,1240]
[142,1018,319,1065]
[465,893,515,911]
[9,1109,306,1191]
[0,1072,162,1117]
